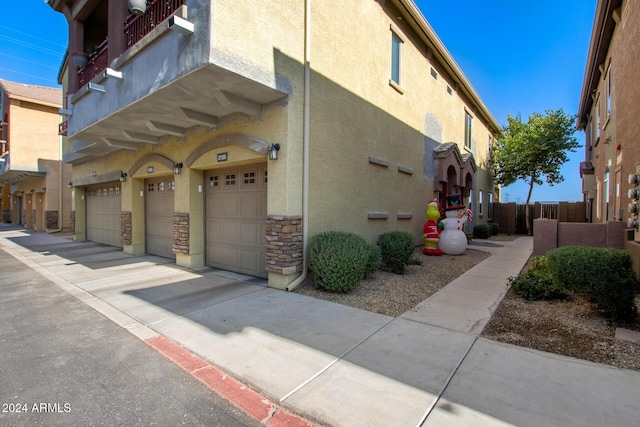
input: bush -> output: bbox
[473,224,491,239]
[308,231,377,293]
[488,222,500,236]
[545,246,639,319]
[509,256,566,301]
[377,231,415,274]
[364,244,382,278]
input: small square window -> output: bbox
[243,171,256,185]
[209,175,219,187]
[148,183,154,192]
[225,174,236,186]
[158,182,165,192]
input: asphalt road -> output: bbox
[0,249,260,427]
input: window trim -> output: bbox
[389,24,404,93]
[464,110,473,150]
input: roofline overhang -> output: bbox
[394,0,501,134]
[577,0,622,129]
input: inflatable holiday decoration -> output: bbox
[438,193,472,255]
[423,199,443,255]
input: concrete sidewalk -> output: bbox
[1,226,639,427]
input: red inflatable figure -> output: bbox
[423,199,443,255]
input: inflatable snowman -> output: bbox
[438,193,473,255]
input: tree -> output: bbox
[491,109,580,235]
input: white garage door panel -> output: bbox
[86,183,121,247]
[205,166,267,278]
[145,177,175,259]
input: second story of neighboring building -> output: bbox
[0,79,62,182]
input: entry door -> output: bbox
[86,183,122,247]
[145,177,175,259]
[205,165,267,277]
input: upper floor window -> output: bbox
[389,25,404,92]
[606,65,612,119]
[595,99,601,140]
[464,111,473,149]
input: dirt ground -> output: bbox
[294,234,640,370]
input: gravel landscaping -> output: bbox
[294,234,640,371]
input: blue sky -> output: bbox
[2,1,596,202]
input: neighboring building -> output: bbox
[0,79,71,231]
[48,0,500,288]
[577,0,639,232]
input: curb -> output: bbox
[145,336,317,427]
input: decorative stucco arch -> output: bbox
[433,142,477,199]
[185,134,269,169]
[128,154,176,177]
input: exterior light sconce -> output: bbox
[173,162,183,175]
[268,143,280,160]
[168,15,195,35]
[120,172,128,183]
[92,171,97,177]
[87,82,106,93]
[68,182,73,189]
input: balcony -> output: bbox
[65,0,291,163]
[125,0,187,49]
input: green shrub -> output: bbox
[473,224,491,239]
[308,231,374,293]
[377,231,415,274]
[488,222,500,236]
[545,246,639,319]
[364,244,382,278]
[509,257,566,301]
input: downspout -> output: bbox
[48,119,64,233]
[285,0,311,292]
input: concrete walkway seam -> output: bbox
[279,316,396,403]
[0,237,316,427]
[415,336,479,427]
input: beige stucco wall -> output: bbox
[8,100,61,167]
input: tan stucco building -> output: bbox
[578,0,639,235]
[49,0,499,288]
[0,79,71,231]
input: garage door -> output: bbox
[145,177,175,259]
[205,165,267,278]
[86,182,122,247]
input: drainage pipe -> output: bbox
[285,0,311,292]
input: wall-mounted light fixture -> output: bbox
[268,143,281,161]
[92,171,97,177]
[120,171,128,183]
[168,15,195,35]
[87,82,106,93]
[68,182,73,189]
[173,162,183,175]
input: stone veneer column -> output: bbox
[121,211,132,245]
[173,212,189,255]
[266,215,303,275]
[45,210,59,229]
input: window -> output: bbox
[430,67,438,80]
[488,193,494,220]
[464,111,473,149]
[596,100,601,140]
[479,190,484,215]
[391,31,402,85]
[606,65,612,119]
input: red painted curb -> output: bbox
[144,336,316,427]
